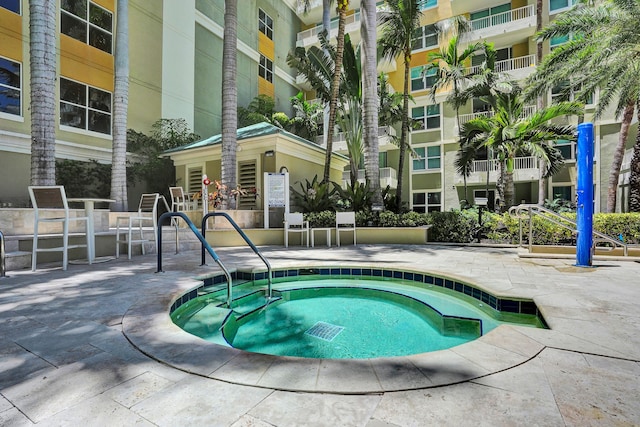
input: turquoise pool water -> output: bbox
[172,274,545,359]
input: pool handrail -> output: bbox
[0,229,7,278]
[509,204,628,256]
[200,212,273,299]
[156,212,234,307]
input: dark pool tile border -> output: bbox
[170,266,545,323]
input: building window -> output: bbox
[0,0,20,13]
[258,9,273,40]
[412,24,437,51]
[61,0,113,54]
[412,104,440,130]
[550,35,570,50]
[413,192,441,212]
[0,56,21,117]
[410,66,437,92]
[259,55,273,83]
[551,185,573,202]
[60,77,111,135]
[418,0,437,10]
[413,146,441,171]
[550,0,576,14]
[555,139,575,160]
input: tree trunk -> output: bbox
[607,102,634,212]
[504,168,514,211]
[221,0,238,209]
[361,0,382,210]
[110,0,129,212]
[496,161,506,212]
[29,0,57,186]
[629,106,640,212]
[395,54,411,213]
[535,0,546,205]
[322,2,348,184]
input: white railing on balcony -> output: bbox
[297,11,361,42]
[466,54,536,76]
[297,3,389,44]
[469,156,538,173]
[470,5,535,32]
[316,126,396,146]
[342,167,398,187]
[458,105,537,126]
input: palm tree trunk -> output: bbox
[607,102,634,212]
[221,0,238,209]
[629,105,640,212]
[395,55,410,213]
[29,0,57,185]
[535,0,546,206]
[497,161,506,212]
[110,0,129,212]
[361,0,382,210]
[323,2,348,184]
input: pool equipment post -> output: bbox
[575,122,594,267]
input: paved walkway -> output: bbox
[0,245,639,426]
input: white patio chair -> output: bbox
[284,212,309,248]
[169,186,190,212]
[115,193,160,259]
[28,185,90,271]
[336,211,356,246]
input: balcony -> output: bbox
[458,105,537,126]
[466,55,536,81]
[342,167,398,189]
[461,156,540,185]
[463,5,536,46]
[316,126,396,152]
[297,11,362,47]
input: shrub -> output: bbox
[426,211,476,243]
[290,175,336,213]
[305,210,335,228]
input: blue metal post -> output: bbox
[576,122,594,267]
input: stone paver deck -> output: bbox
[1,245,639,426]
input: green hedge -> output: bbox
[302,210,640,245]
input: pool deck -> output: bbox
[1,244,639,426]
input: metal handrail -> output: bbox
[509,204,628,256]
[0,230,7,278]
[201,212,273,299]
[156,212,234,307]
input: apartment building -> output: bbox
[296,0,634,213]
[0,0,303,206]
[0,0,633,212]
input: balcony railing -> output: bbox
[466,54,536,76]
[469,156,538,174]
[316,126,396,148]
[458,105,537,126]
[469,5,535,32]
[342,167,398,189]
[297,11,361,43]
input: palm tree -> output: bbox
[110,0,129,212]
[526,0,640,212]
[29,0,57,185]
[295,0,350,185]
[424,25,485,204]
[289,92,323,141]
[460,86,583,211]
[221,0,238,209]
[378,0,423,213]
[361,0,383,209]
[288,33,363,186]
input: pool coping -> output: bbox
[122,266,548,394]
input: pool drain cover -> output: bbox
[305,321,344,342]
